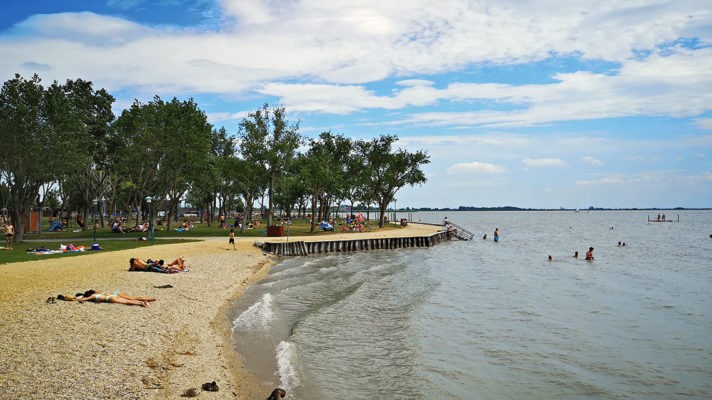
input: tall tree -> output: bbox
[113,99,162,227]
[0,74,110,239]
[114,96,212,230]
[359,135,430,228]
[55,78,115,228]
[301,132,351,232]
[153,97,212,230]
[238,104,301,226]
[0,74,46,240]
[233,158,267,232]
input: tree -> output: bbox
[238,104,301,226]
[0,74,111,240]
[54,78,115,229]
[114,96,212,230]
[210,127,238,225]
[359,135,430,228]
[233,158,267,232]
[301,132,352,232]
[152,97,212,230]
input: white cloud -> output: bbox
[582,156,602,165]
[447,161,506,174]
[0,0,709,126]
[522,158,568,168]
[575,177,625,186]
[696,118,712,131]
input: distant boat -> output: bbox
[574,208,580,213]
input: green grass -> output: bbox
[0,239,197,265]
[2,217,402,265]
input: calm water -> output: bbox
[229,210,712,399]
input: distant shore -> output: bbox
[0,223,443,399]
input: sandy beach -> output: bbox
[0,223,442,399]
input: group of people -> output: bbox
[129,256,189,273]
[548,247,595,262]
[570,247,595,261]
[482,225,596,262]
[111,218,126,233]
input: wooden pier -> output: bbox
[257,230,453,256]
[647,214,680,223]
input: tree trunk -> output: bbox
[378,203,387,228]
[309,196,318,233]
[267,175,274,226]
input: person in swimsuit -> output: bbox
[77,290,156,307]
[129,258,163,271]
[166,256,188,271]
[585,247,594,261]
[4,222,14,250]
[129,257,186,272]
[228,228,236,250]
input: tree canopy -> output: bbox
[1,74,431,240]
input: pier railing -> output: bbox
[442,220,474,241]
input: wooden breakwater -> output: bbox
[257,230,452,256]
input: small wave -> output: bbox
[276,341,300,391]
[231,293,274,332]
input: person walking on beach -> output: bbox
[4,222,14,250]
[585,247,594,261]
[228,228,236,250]
[494,228,499,242]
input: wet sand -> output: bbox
[0,223,442,399]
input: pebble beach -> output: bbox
[0,223,441,399]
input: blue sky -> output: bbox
[1,0,711,209]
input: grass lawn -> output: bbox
[2,217,402,264]
[23,217,399,241]
[0,239,197,265]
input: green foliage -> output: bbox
[0,239,195,265]
[238,104,301,225]
[2,74,432,234]
[358,135,430,227]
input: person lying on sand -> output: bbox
[166,256,188,271]
[129,257,158,271]
[129,257,188,273]
[73,290,156,307]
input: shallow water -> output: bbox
[230,210,712,399]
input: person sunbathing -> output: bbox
[129,257,151,271]
[76,289,156,307]
[129,257,188,272]
[166,256,188,271]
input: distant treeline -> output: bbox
[404,206,703,211]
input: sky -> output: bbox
[1,0,711,209]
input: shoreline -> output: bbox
[0,223,443,399]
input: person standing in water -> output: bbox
[494,228,499,242]
[585,247,594,261]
